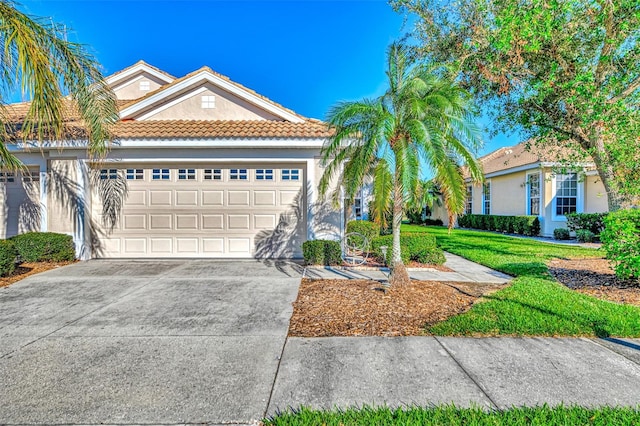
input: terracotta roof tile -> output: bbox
[113,120,332,139]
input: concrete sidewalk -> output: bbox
[268,337,640,416]
[304,252,512,284]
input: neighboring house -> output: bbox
[2,61,342,259]
[430,141,609,236]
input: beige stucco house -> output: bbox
[2,61,342,259]
[431,142,610,236]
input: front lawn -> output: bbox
[402,225,640,337]
[265,405,640,425]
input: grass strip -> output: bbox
[265,405,640,425]
[401,225,640,337]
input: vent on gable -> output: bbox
[140,80,150,91]
[505,149,513,155]
[201,95,216,109]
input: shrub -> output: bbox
[553,228,571,240]
[9,232,75,262]
[346,220,380,250]
[424,218,444,226]
[302,240,342,266]
[370,233,445,265]
[0,240,18,277]
[576,229,596,243]
[456,214,539,236]
[566,212,608,235]
[406,209,424,225]
[600,209,640,280]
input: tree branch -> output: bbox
[608,74,640,104]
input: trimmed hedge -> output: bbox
[457,214,540,236]
[9,232,75,262]
[600,209,640,280]
[346,220,380,250]
[576,229,596,243]
[370,233,445,265]
[0,240,18,277]
[553,228,571,240]
[302,240,342,266]
[566,212,608,235]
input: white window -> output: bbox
[178,169,196,180]
[527,173,541,215]
[465,184,473,215]
[204,169,222,180]
[139,80,150,91]
[555,173,578,216]
[0,171,15,183]
[282,169,300,181]
[22,172,39,183]
[256,169,274,180]
[201,95,216,109]
[152,168,170,180]
[354,197,363,220]
[482,182,491,215]
[100,168,118,180]
[126,169,144,180]
[230,169,247,180]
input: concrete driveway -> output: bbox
[0,259,303,425]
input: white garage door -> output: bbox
[92,164,305,258]
[0,168,41,239]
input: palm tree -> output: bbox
[319,43,483,287]
[0,0,117,168]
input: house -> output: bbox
[1,61,343,259]
[430,141,609,236]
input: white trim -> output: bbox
[525,171,542,216]
[39,167,48,232]
[110,74,147,93]
[75,160,90,260]
[306,158,316,241]
[551,172,584,221]
[135,87,209,120]
[119,70,304,123]
[478,161,596,180]
[88,158,311,165]
[106,63,174,87]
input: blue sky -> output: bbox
[18,0,512,155]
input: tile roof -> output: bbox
[113,119,332,139]
[466,141,589,178]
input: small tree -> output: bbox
[320,43,482,287]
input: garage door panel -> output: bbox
[150,238,172,254]
[149,214,172,230]
[176,214,199,230]
[176,190,198,206]
[202,214,224,230]
[228,190,250,206]
[123,214,146,230]
[94,165,304,258]
[202,191,224,206]
[150,190,172,206]
[254,191,276,206]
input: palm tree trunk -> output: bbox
[389,180,410,287]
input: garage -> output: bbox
[92,163,305,258]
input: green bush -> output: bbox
[576,229,596,243]
[424,218,444,226]
[0,240,18,277]
[302,240,342,266]
[346,220,380,250]
[600,209,640,280]
[566,212,608,235]
[370,233,445,265]
[9,232,75,262]
[553,228,571,240]
[457,214,540,236]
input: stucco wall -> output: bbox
[113,73,167,100]
[47,159,78,235]
[312,156,342,240]
[140,83,282,121]
[488,171,528,216]
[584,175,609,213]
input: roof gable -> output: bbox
[106,61,175,100]
[119,67,305,123]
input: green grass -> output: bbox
[265,405,640,425]
[401,225,640,337]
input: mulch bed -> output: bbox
[0,262,75,288]
[549,257,640,306]
[288,279,504,337]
